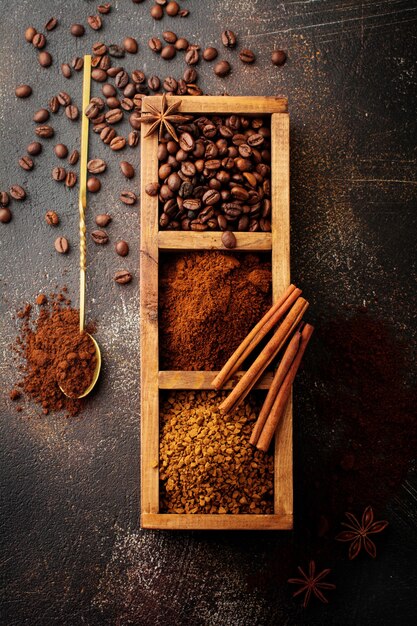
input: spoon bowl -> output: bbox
[59,332,101,399]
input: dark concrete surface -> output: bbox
[1,1,416,625]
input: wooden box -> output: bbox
[140,96,291,530]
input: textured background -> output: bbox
[1,1,416,624]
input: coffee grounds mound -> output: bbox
[12,292,97,417]
[159,252,272,370]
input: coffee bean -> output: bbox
[203,47,218,61]
[45,210,59,225]
[148,75,161,91]
[124,37,138,53]
[214,60,231,77]
[120,190,137,205]
[53,144,67,159]
[163,76,177,92]
[33,108,49,123]
[179,8,189,17]
[19,156,34,171]
[239,49,255,63]
[92,68,107,82]
[98,4,112,14]
[175,37,189,50]
[145,182,160,196]
[85,103,99,120]
[32,33,46,49]
[87,15,102,30]
[183,67,198,83]
[87,177,101,192]
[179,132,195,151]
[91,229,108,244]
[87,158,107,174]
[166,1,179,16]
[161,45,176,60]
[105,108,123,124]
[54,236,69,253]
[101,126,116,144]
[25,26,37,43]
[110,136,126,151]
[15,85,32,98]
[272,49,287,66]
[131,70,145,84]
[27,141,42,156]
[52,166,66,182]
[162,31,177,44]
[102,83,117,98]
[115,70,129,89]
[95,213,112,227]
[221,30,236,48]
[10,185,26,200]
[71,24,85,37]
[45,17,58,31]
[108,44,125,58]
[114,270,132,284]
[38,51,52,67]
[187,84,203,96]
[65,105,79,120]
[72,56,84,71]
[150,4,164,19]
[65,171,77,188]
[61,63,72,79]
[35,125,54,138]
[128,130,139,147]
[68,149,79,165]
[185,47,199,65]
[115,240,129,256]
[148,37,163,55]
[121,97,134,111]
[49,96,60,113]
[221,230,237,249]
[0,191,10,206]
[120,161,135,179]
[0,207,12,223]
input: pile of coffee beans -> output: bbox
[153,114,272,237]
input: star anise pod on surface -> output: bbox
[336,505,389,559]
[288,560,336,608]
[136,94,192,142]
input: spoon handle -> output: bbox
[79,55,92,333]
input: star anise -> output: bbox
[336,505,389,559]
[136,94,192,142]
[288,560,336,608]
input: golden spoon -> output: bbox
[59,55,101,399]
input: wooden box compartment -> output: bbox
[140,96,291,530]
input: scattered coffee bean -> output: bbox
[163,31,177,44]
[239,49,256,63]
[185,47,199,65]
[101,126,116,144]
[72,56,84,71]
[87,15,102,30]
[148,37,163,54]
[214,60,231,77]
[110,136,126,151]
[221,30,236,48]
[128,130,139,147]
[35,125,54,138]
[176,38,189,51]
[272,50,287,66]
[45,210,59,225]
[105,108,124,123]
[52,166,66,182]
[163,76,177,92]
[15,84,32,98]
[179,8,189,16]
[32,33,46,49]
[145,182,160,196]
[95,213,112,227]
[54,236,69,253]
[0,191,10,206]
[124,36,138,53]
[150,4,164,19]
[161,45,176,60]
[65,104,79,120]
[54,144,68,159]
[38,51,53,67]
[114,270,132,284]
[0,207,12,223]
[120,161,135,179]
[221,230,237,249]
[71,23,85,37]
[183,67,198,83]
[27,141,42,156]
[87,177,101,193]
[115,240,129,256]
[98,4,112,14]
[92,68,107,82]
[203,46,218,61]
[68,149,79,165]
[91,229,108,244]
[33,108,50,123]
[65,171,77,188]
[25,26,37,43]
[148,75,161,91]
[49,96,60,113]
[92,42,107,56]
[166,1,180,16]
[109,44,125,58]
[45,17,58,31]
[10,185,26,200]
[61,63,72,79]
[87,158,107,174]
[19,156,34,171]
[120,190,137,205]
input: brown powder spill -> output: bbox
[11,293,97,417]
[159,252,272,370]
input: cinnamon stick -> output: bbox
[218,297,308,415]
[256,323,314,452]
[249,326,303,447]
[212,284,300,390]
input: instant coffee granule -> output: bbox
[159,252,272,370]
[160,391,274,514]
[10,292,97,417]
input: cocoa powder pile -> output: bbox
[159,252,272,370]
[11,293,97,417]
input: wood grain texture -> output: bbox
[158,231,272,251]
[158,370,275,389]
[141,513,293,530]
[143,95,288,114]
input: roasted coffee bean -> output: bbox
[91,229,108,244]
[65,171,77,188]
[32,33,46,49]
[115,240,129,256]
[72,56,84,71]
[272,49,287,66]
[54,236,69,253]
[65,104,79,120]
[150,4,164,19]
[120,190,137,205]
[163,30,177,44]
[124,37,138,53]
[101,126,116,144]
[106,96,120,109]
[175,37,189,50]
[19,156,34,171]
[161,45,176,60]
[0,191,10,206]
[203,46,218,61]
[27,141,42,156]
[92,68,107,82]
[95,213,112,227]
[101,84,115,99]
[185,47,199,65]
[105,108,124,123]
[131,70,145,84]
[179,132,195,152]
[33,108,50,123]
[87,15,102,30]
[121,97,134,111]
[109,44,125,58]
[239,49,255,63]
[128,130,139,147]
[202,189,220,205]
[38,51,52,67]
[183,67,197,83]
[166,1,179,16]
[35,125,54,138]
[148,37,162,53]
[148,75,161,91]
[53,144,67,159]
[145,182,160,196]
[179,8,189,17]
[71,24,85,37]
[115,70,129,88]
[85,102,100,120]
[45,210,59,225]
[15,84,32,98]
[61,63,72,78]
[52,166,66,182]
[214,60,231,77]
[92,42,107,56]
[45,17,58,31]
[221,30,236,48]
[186,84,203,96]
[98,3,111,14]
[0,207,12,223]
[68,149,79,165]
[87,177,101,192]
[87,158,107,174]
[49,95,60,113]
[25,26,37,43]
[57,91,71,106]
[110,136,126,151]
[9,185,26,200]
[163,76,177,92]
[120,161,135,179]
[114,270,132,284]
